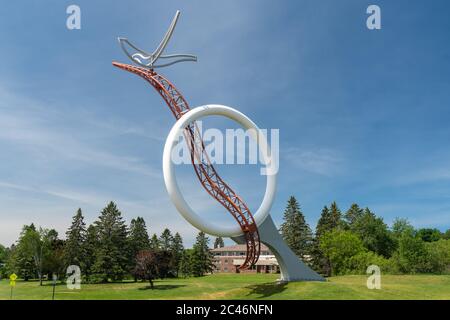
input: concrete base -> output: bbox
[231,215,325,282]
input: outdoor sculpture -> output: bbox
[113,11,324,281]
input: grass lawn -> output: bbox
[1,274,449,300]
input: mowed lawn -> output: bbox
[1,274,449,300]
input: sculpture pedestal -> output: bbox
[232,215,324,282]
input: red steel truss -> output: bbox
[112,62,260,269]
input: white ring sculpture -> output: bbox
[162,104,277,237]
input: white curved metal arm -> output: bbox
[117,10,197,69]
[151,10,180,63]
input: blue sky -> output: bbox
[1,0,450,247]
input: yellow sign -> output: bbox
[9,273,17,287]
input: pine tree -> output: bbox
[279,196,313,258]
[170,233,184,276]
[64,208,87,269]
[82,224,97,282]
[329,202,342,229]
[214,237,225,249]
[150,233,160,251]
[129,217,150,252]
[315,206,331,240]
[316,202,342,239]
[178,250,192,277]
[191,232,214,277]
[344,203,364,228]
[159,228,173,251]
[92,201,129,282]
[128,217,150,279]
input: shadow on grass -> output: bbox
[39,282,68,287]
[245,281,288,298]
[138,284,186,291]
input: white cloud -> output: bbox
[0,85,160,177]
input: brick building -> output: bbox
[211,244,279,274]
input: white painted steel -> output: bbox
[162,105,277,237]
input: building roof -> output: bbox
[211,244,271,252]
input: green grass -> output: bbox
[1,274,449,300]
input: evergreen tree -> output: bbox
[315,202,342,239]
[129,217,150,252]
[178,250,192,277]
[170,233,184,276]
[159,228,173,251]
[82,225,98,282]
[64,208,87,269]
[329,202,342,229]
[128,217,150,276]
[150,233,160,251]
[214,237,225,249]
[279,196,313,258]
[92,202,129,282]
[344,203,364,227]
[191,232,214,277]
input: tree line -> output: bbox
[1,197,449,282]
[0,201,214,287]
[280,196,450,276]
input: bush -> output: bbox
[87,274,108,284]
[0,265,7,279]
[425,240,450,274]
[347,251,392,274]
[393,233,429,273]
[320,230,366,275]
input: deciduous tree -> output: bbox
[134,250,171,289]
[416,228,442,242]
[350,208,395,257]
[320,229,366,275]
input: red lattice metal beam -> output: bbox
[113,62,260,269]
